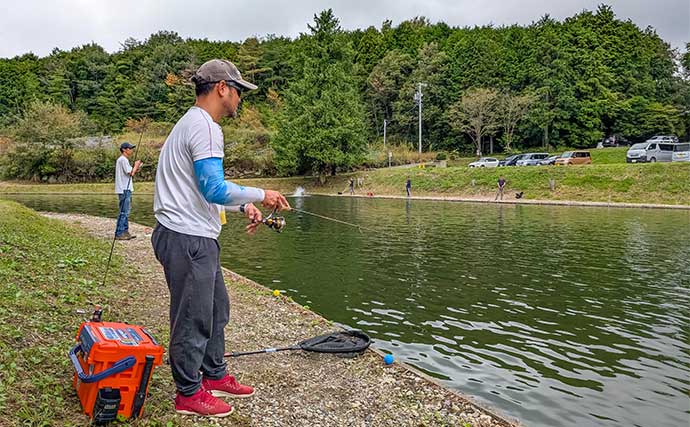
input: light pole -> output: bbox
[414,83,427,154]
[383,119,387,151]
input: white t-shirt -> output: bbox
[153,106,263,239]
[114,155,133,193]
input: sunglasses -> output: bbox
[223,81,244,96]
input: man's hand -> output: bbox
[243,203,263,235]
[131,160,143,176]
[261,190,291,211]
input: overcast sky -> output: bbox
[1,0,688,58]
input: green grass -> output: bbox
[0,201,128,425]
[0,202,194,426]
[589,147,628,164]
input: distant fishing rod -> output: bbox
[101,127,146,287]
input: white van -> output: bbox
[626,142,676,163]
[672,143,690,162]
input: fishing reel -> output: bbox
[262,209,286,233]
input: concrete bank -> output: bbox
[44,212,519,427]
[311,192,690,210]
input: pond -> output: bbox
[3,193,689,427]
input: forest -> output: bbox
[0,5,688,181]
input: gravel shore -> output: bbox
[45,212,520,427]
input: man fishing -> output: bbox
[151,59,290,418]
[495,175,506,201]
[114,142,142,240]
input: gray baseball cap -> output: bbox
[191,59,258,91]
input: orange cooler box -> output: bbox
[70,321,164,424]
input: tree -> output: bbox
[367,50,414,135]
[0,54,41,122]
[4,100,90,180]
[236,37,273,86]
[388,43,453,150]
[499,92,535,151]
[272,10,368,179]
[13,100,85,147]
[404,43,453,150]
[616,96,682,139]
[448,88,500,156]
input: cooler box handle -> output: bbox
[69,344,137,383]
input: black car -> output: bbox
[601,135,631,147]
[499,154,526,167]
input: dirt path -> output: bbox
[45,213,519,427]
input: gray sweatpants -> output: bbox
[151,223,228,396]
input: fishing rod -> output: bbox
[258,207,374,234]
[101,127,146,288]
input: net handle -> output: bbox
[224,345,300,358]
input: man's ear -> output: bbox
[215,81,226,96]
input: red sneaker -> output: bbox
[202,374,255,398]
[175,387,234,417]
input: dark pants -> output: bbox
[115,190,131,236]
[151,223,228,396]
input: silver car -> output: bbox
[539,155,558,165]
[672,143,690,162]
[468,157,499,168]
[516,153,549,166]
[647,135,678,144]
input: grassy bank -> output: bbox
[0,201,127,424]
[2,157,690,206]
[348,161,690,205]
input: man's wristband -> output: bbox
[239,204,246,213]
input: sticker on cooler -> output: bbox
[99,326,144,346]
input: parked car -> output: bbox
[499,154,523,167]
[626,141,675,163]
[600,134,631,147]
[539,155,559,165]
[647,135,678,144]
[672,143,690,162]
[516,152,550,166]
[468,157,499,168]
[555,151,592,165]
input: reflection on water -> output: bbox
[4,193,689,427]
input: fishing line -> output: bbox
[289,207,375,233]
[101,127,146,288]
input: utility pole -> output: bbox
[414,83,427,153]
[383,119,387,151]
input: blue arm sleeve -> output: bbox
[193,158,265,206]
